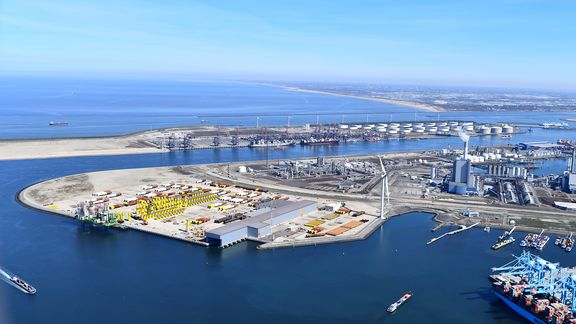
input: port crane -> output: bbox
[492,251,567,297]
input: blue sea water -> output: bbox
[1,77,576,139]
[1,78,576,323]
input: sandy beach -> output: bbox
[0,136,161,161]
[279,86,446,112]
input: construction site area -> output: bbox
[19,166,381,249]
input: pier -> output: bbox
[426,222,480,245]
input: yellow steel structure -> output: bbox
[136,193,217,221]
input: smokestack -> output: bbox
[458,129,470,160]
[570,148,576,173]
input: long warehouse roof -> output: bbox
[207,200,316,236]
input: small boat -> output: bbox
[566,233,574,252]
[10,276,36,294]
[387,293,412,313]
[49,121,69,126]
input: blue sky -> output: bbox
[1,0,575,89]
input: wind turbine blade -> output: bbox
[378,155,385,172]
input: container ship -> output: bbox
[300,138,340,145]
[248,140,295,148]
[387,293,412,313]
[491,251,576,323]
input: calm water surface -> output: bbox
[2,77,576,139]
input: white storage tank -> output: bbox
[390,123,400,128]
[502,125,514,133]
[387,129,399,134]
[449,121,459,126]
[426,122,436,127]
[480,126,491,135]
[428,127,438,132]
[440,127,450,132]
[238,166,248,173]
[464,125,474,131]
[415,128,425,133]
[339,124,349,129]
[439,122,448,127]
[491,126,503,134]
[376,127,387,132]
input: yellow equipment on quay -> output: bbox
[136,192,217,221]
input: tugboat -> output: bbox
[9,276,36,294]
[387,293,412,313]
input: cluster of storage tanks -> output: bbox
[478,124,514,135]
[338,121,477,135]
[338,121,514,136]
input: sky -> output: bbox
[1,0,576,89]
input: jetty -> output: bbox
[427,222,480,245]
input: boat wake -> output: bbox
[0,266,35,294]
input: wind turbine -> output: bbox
[378,155,390,219]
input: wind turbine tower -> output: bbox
[378,155,390,219]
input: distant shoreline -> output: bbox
[267,84,446,112]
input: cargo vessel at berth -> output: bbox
[387,293,412,313]
[300,138,340,145]
[491,251,576,323]
[248,140,296,148]
[520,230,550,251]
[492,236,515,250]
[556,233,574,252]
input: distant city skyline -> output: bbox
[2,0,576,90]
